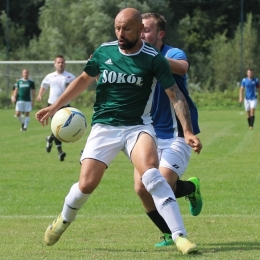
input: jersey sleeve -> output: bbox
[165,48,187,61]
[241,78,245,87]
[83,48,100,77]
[152,53,176,90]
[41,75,50,89]
[31,80,35,89]
[16,81,20,89]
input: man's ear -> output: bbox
[158,31,165,40]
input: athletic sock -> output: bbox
[23,116,30,129]
[147,210,171,234]
[56,145,63,154]
[175,180,195,198]
[251,116,255,127]
[17,116,24,124]
[142,168,186,240]
[247,117,250,127]
[49,134,54,143]
[54,136,63,153]
[62,182,90,222]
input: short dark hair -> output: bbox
[141,13,166,32]
[55,55,65,61]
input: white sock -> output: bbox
[17,116,23,124]
[23,116,30,128]
[62,182,90,222]
[142,168,186,240]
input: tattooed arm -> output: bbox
[165,84,202,154]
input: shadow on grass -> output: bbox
[83,242,259,255]
[48,244,205,257]
[202,241,260,252]
[90,247,203,256]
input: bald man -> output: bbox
[37,8,201,254]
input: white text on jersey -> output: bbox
[102,70,143,86]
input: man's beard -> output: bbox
[118,37,139,50]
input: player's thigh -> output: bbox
[159,137,191,179]
[81,124,125,166]
[127,125,158,175]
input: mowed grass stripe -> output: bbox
[0,214,259,220]
[1,108,260,260]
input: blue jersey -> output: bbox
[151,44,200,139]
[241,77,259,100]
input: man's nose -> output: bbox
[118,29,125,37]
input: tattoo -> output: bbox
[167,84,193,133]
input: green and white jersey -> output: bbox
[84,41,176,126]
[16,78,35,102]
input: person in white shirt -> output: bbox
[37,55,76,161]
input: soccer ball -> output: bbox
[51,107,87,143]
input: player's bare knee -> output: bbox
[78,181,96,194]
[134,181,148,198]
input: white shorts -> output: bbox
[80,123,157,167]
[157,137,191,178]
[244,99,257,111]
[15,101,32,113]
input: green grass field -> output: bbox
[0,107,260,260]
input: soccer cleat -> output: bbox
[44,214,71,246]
[155,233,174,247]
[175,235,198,254]
[59,152,66,161]
[249,127,253,130]
[46,136,52,153]
[186,177,203,216]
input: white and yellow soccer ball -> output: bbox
[51,107,87,143]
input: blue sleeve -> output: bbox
[241,78,245,87]
[165,48,188,61]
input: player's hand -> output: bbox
[184,132,202,154]
[35,106,57,126]
[11,96,16,103]
[36,96,41,102]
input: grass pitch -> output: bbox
[0,107,259,260]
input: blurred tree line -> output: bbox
[0,0,260,93]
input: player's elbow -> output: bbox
[180,67,188,75]
[165,86,177,100]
